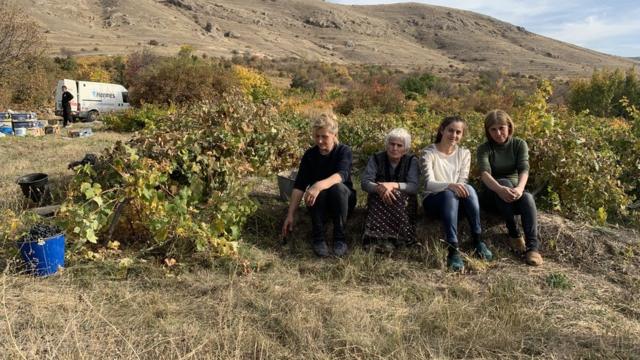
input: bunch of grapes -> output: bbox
[19,223,62,243]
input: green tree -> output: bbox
[399,72,439,99]
[569,68,640,118]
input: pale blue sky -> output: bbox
[328,0,640,57]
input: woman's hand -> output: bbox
[282,213,295,237]
[304,184,321,207]
[511,187,524,200]
[447,183,469,198]
[376,182,396,194]
[498,186,520,203]
[376,182,397,205]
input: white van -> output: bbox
[55,79,130,122]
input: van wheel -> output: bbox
[85,110,99,122]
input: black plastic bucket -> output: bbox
[17,173,49,203]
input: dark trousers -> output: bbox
[308,183,356,244]
[483,178,538,251]
[62,106,72,127]
[423,185,482,248]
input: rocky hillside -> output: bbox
[27,0,635,77]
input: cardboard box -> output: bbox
[45,125,60,135]
[68,128,93,138]
[26,127,45,137]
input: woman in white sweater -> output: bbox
[420,116,492,271]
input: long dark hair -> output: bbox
[434,115,466,143]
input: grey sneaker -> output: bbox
[312,241,330,257]
[334,241,348,257]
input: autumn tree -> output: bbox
[0,0,46,78]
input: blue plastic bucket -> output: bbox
[18,233,65,276]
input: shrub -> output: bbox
[178,45,194,58]
[54,56,78,72]
[517,81,634,223]
[124,49,160,88]
[290,72,318,93]
[569,68,640,118]
[399,72,440,99]
[129,56,236,105]
[1,56,60,109]
[546,273,572,289]
[76,65,111,82]
[59,93,301,259]
[102,104,173,132]
[339,109,442,167]
[232,65,279,103]
[336,77,406,115]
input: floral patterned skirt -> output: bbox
[363,191,417,244]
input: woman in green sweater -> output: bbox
[477,110,543,266]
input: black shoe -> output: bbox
[362,236,373,251]
[312,241,330,257]
[334,241,348,257]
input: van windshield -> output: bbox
[122,92,129,103]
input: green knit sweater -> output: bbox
[476,137,529,186]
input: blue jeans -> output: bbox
[482,178,538,251]
[423,184,482,248]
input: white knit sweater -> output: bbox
[419,144,470,197]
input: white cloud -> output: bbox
[544,15,640,46]
[419,0,564,22]
[330,0,571,20]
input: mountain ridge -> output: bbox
[26,0,636,78]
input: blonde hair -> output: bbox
[310,110,339,135]
[484,109,514,141]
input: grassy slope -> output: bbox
[1,130,639,359]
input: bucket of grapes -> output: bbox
[17,223,65,276]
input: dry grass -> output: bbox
[1,131,640,359]
[0,124,129,213]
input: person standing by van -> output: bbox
[61,85,73,127]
